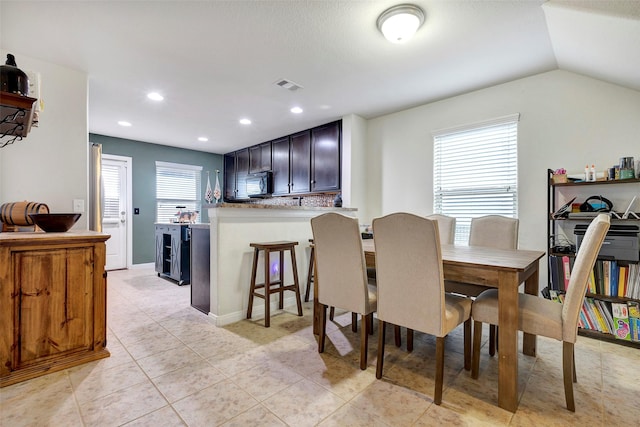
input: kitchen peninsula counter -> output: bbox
[204,203,356,325]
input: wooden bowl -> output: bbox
[28,213,81,232]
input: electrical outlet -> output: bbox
[73,199,85,213]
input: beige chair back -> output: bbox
[311,213,373,315]
[469,215,519,249]
[562,214,610,342]
[373,213,447,336]
[427,214,456,245]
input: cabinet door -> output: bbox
[311,121,341,192]
[235,148,250,199]
[16,248,94,367]
[169,226,181,281]
[249,142,272,173]
[272,137,291,195]
[223,153,236,200]
[290,130,311,194]
[155,227,164,273]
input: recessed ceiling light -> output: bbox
[198,137,208,142]
[290,107,303,114]
[147,92,164,101]
[239,118,252,125]
[118,121,132,127]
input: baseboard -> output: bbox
[212,295,301,326]
[129,262,155,269]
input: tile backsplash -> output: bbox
[248,193,338,207]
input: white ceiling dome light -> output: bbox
[377,4,425,44]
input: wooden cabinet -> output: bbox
[272,136,291,195]
[155,224,190,285]
[311,121,341,192]
[290,130,311,194]
[223,148,250,201]
[249,142,272,173]
[225,120,342,198]
[0,231,110,387]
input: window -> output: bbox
[433,114,519,244]
[102,164,121,220]
[156,161,202,223]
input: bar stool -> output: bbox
[247,241,303,327]
[304,239,314,302]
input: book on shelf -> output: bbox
[596,299,615,333]
[611,302,631,341]
[562,255,571,290]
[628,301,640,342]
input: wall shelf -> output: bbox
[0,91,37,148]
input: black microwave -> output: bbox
[246,171,273,197]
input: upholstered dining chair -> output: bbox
[399,213,457,351]
[311,213,377,370]
[471,213,610,411]
[373,213,472,405]
[446,214,519,355]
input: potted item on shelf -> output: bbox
[551,168,567,184]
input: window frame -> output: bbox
[433,114,519,244]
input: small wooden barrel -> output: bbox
[0,201,50,226]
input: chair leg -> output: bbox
[368,314,374,335]
[246,247,260,319]
[407,328,414,352]
[472,321,482,379]
[318,304,327,353]
[434,336,445,405]
[394,325,401,347]
[264,249,271,328]
[463,319,471,371]
[329,306,335,320]
[360,313,369,370]
[573,350,577,383]
[304,246,314,302]
[352,312,358,333]
[376,320,386,379]
[563,341,576,412]
[288,247,303,316]
[489,324,497,356]
[278,250,284,310]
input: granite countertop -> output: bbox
[202,203,356,211]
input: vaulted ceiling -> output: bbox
[1,1,638,154]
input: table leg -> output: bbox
[313,255,320,335]
[522,265,539,357]
[498,270,518,413]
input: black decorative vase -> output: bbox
[333,193,342,207]
[1,54,29,96]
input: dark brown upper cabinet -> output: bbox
[311,121,341,192]
[249,142,272,174]
[223,148,250,201]
[289,130,311,194]
[271,137,291,195]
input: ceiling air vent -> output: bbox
[274,78,303,91]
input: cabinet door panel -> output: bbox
[311,121,341,192]
[249,145,262,174]
[290,131,311,194]
[272,137,290,195]
[223,154,236,200]
[235,148,250,199]
[16,248,93,367]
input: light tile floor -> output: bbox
[2,267,639,426]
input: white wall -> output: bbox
[364,69,640,287]
[0,50,89,228]
[341,113,369,223]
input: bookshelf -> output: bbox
[547,169,640,347]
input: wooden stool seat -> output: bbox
[247,241,303,327]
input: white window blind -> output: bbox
[433,114,519,245]
[102,164,121,220]
[156,161,202,223]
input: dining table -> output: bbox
[312,240,545,413]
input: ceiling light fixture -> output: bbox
[147,92,164,101]
[239,118,251,125]
[118,121,132,127]
[377,4,425,44]
[290,107,303,114]
[198,137,208,142]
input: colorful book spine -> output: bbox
[612,302,631,341]
[618,266,628,298]
[562,256,571,290]
[627,301,640,342]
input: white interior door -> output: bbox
[102,155,132,270]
